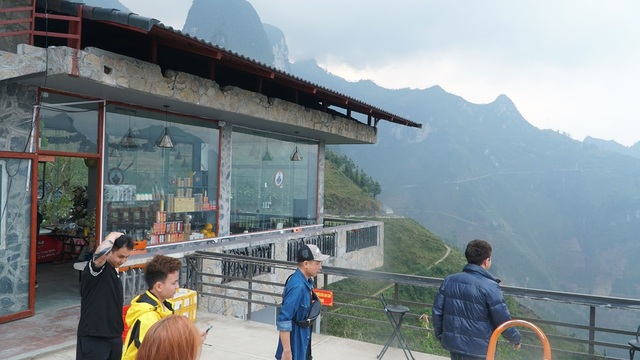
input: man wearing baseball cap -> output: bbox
[275,244,330,360]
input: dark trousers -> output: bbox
[451,352,485,360]
[76,335,122,360]
[306,332,313,360]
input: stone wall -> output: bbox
[0,82,37,316]
[0,82,37,152]
[8,44,377,144]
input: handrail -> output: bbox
[486,319,551,360]
[0,5,33,39]
[185,251,640,358]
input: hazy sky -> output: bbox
[119,0,640,146]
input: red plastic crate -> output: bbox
[122,305,131,342]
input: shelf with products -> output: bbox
[104,182,218,245]
[105,203,217,245]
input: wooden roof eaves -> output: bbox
[149,26,277,79]
[115,24,422,128]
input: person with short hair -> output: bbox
[76,232,134,360]
[275,243,330,360]
[122,254,184,360]
[432,239,521,359]
[136,314,203,360]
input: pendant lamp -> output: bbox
[156,105,176,148]
[262,140,273,161]
[290,145,303,161]
[119,109,138,149]
[249,144,260,159]
[109,146,121,158]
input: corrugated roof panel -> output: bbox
[129,14,160,31]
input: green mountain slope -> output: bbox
[324,160,381,215]
[324,159,588,359]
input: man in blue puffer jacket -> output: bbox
[432,239,521,359]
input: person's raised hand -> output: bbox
[200,325,212,342]
[93,232,123,266]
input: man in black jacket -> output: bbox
[432,239,521,359]
[76,232,134,360]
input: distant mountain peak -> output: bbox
[183,0,275,65]
[583,136,640,158]
[494,94,514,105]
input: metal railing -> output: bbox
[0,2,82,49]
[185,251,640,360]
[346,225,378,252]
[286,234,337,261]
[222,244,274,283]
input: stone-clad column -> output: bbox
[217,123,232,236]
[0,81,37,316]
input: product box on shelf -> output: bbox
[174,197,195,212]
[104,185,136,202]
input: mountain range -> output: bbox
[292,60,640,298]
[88,0,640,299]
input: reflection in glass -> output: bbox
[38,93,101,154]
[104,105,219,245]
[231,130,318,234]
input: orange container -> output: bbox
[133,240,147,250]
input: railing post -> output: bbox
[184,256,192,289]
[589,305,596,357]
[394,283,399,303]
[29,0,35,46]
[247,262,253,321]
[193,256,203,293]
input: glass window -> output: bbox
[103,105,219,245]
[37,157,90,228]
[38,92,101,154]
[230,129,318,234]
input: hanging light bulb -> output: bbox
[290,145,303,161]
[156,105,175,148]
